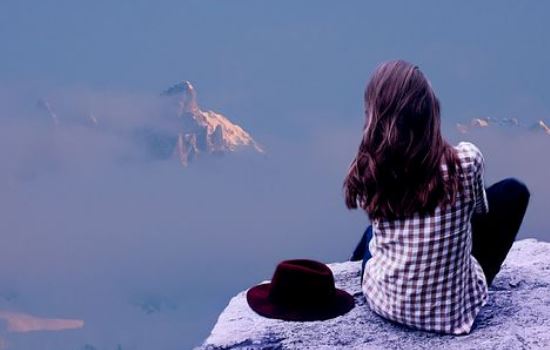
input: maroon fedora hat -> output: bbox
[246,259,355,321]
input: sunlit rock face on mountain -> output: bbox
[160,81,264,166]
[534,120,550,135]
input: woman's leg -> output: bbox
[471,178,530,286]
[350,225,373,283]
[361,226,373,281]
[350,225,370,261]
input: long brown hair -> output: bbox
[344,60,462,220]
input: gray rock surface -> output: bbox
[197,239,550,350]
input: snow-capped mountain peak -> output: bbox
[33,82,264,168]
[162,80,199,114]
[161,81,264,166]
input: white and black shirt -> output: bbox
[362,141,489,335]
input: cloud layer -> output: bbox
[0,85,547,349]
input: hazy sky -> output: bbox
[0,1,549,349]
[2,1,549,132]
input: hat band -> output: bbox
[268,288,336,307]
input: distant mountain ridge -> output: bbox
[457,116,550,135]
[35,81,264,167]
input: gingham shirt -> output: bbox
[362,141,489,335]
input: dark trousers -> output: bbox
[350,178,530,286]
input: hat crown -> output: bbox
[268,259,336,306]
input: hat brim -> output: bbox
[246,283,355,322]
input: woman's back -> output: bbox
[362,141,489,335]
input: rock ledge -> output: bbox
[197,239,550,349]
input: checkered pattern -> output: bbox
[362,142,489,335]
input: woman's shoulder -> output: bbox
[455,141,482,155]
[453,141,485,173]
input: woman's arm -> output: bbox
[473,147,489,215]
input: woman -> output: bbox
[345,60,530,335]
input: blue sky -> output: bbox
[0,1,549,349]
